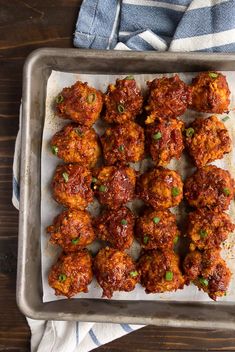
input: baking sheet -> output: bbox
[41,70,235,302]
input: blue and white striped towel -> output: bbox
[13,0,235,351]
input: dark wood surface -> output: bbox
[0,1,235,351]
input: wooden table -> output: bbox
[0,1,235,351]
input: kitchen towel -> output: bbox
[13,0,235,351]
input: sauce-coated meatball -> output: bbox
[104,77,143,124]
[185,115,232,168]
[55,80,103,127]
[146,119,184,166]
[190,72,230,113]
[187,210,235,251]
[50,123,101,167]
[93,207,134,250]
[93,247,139,298]
[136,167,183,209]
[47,209,95,252]
[135,209,180,250]
[52,164,93,209]
[184,165,235,211]
[101,121,145,165]
[93,166,136,209]
[145,75,192,124]
[138,250,184,293]
[48,250,93,298]
[183,249,231,300]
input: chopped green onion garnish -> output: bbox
[87,93,96,104]
[172,187,180,197]
[118,145,125,152]
[143,235,149,244]
[223,188,230,196]
[186,127,195,138]
[51,145,58,155]
[173,236,179,245]
[117,104,125,114]
[222,116,230,122]
[56,94,64,103]
[99,185,108,192]
[130,270,138,278]
[92,177,97,183]
[165,271,173,281]
[75,128,84,137]
[198,277,209,286]
[58,273,67,282]
[71,238,79,245]
[199,229,207,238]
[153,217,160,224]
[125,75,134,80]
[208,72,218,79]
[62,172,69,183]
[153,132,162,140]
[121,219,128,225]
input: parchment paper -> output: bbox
[41,71,235,302]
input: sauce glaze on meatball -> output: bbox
[52,164,93,210]
[101,121,145,165]
[55,80,103,127]
[48,250,93,298]
[47,209,95,252]
[93,247,139,298]
[184,165,235,211]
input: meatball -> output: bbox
[93,207,134,250]
[136,167,183,209]
[183,249,231,300]
[93,247,139,298]
[190,72,230,113]
[187,210,235,251]
[184,165,235,211]
[135,209,180,250]
[185,115,232,168]
[50,123,101,167]
[146,119,184,166]
[48,250,93,298]
[55,80,103,127]
[92,166,136,209]
[47,209,95,252]
[52,164,93,209]
[104,76,143,124]
[145,75,192,124]
[101,121,145,165]
[138,250,184,293]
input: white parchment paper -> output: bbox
[41,71,235,302]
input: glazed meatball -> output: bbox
[190,72,230,113]
[135,209,180,250]
[55,80,103,127]
[187,210,235,251]
[50,123,101,167]
[101,121,145,165]
[47,209,95,252]
[136,167,183,209]
[145,75,192,124]
[48,250,93,298]
[52,164,93,209]
[93,247,139,298]
[138,250,184,293]
[93,207,134,250]
[92,166,136,209]
[185,115,232,168]
[104,76,143,124]
[146,119,184,166]
[183,249,231,300]
[184,165,235,211]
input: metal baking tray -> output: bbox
[17,48,235,328]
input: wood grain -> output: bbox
[1,1,235,351]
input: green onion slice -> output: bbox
[165,271,174,281]
[118,145,125,152]
[125,75,134,80]
[51,145,58,155]
[172,187,180,197]
[130,270,138,278]
[71,238,79,245]
[62,172,69,183]
[99,185,108,192]
[92,177,97,183]
[75,128,84,137]
[143,235,149,244]
[173,236,179,245]
[121,219,128,225]
[58,273,67,282]
[87,93,96,104]
[153,217,160,224]
[208,72,218,79]
[222,116,230,122]
[199,229,207,238]
[153,131,162,140]
[223,188,230,196]
[56,94,64,104]
[186,127,195,138]
[117,104,125,113]
[198,277,209,286]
